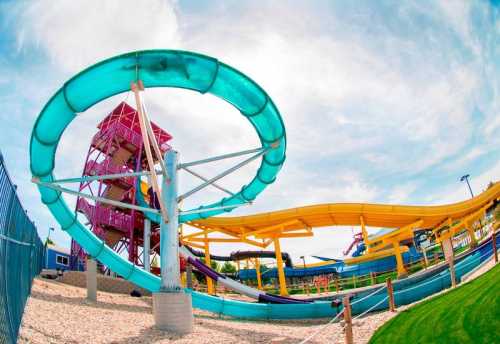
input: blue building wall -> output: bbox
[44,246,72,271]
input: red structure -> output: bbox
[343,232,363,256]
[71,102,172,271]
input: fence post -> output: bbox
[386,278,395,312]
[493,230,498,264]
[343,295,353,344]
[370,272,375,285]
[335,277,340,292]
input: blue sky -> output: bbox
[0,0,498,261]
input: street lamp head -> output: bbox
[460,174,470,182]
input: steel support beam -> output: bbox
[32,178,160,215]
[143,219,151,273]
[179,147,265,169]
[178,148,269,201]
[159,150,181,291]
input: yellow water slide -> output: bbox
[187,182,500,278]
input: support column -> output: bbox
[186,264,193,289]
[422,247,429,269]
[393,242,407,278]
[204,234,215,295]
[442,237,456,287]
[86,257,97,302]
[159,150,181,291]
[274,237,288,296]
[466,223,478,248]
[255,258,262,290]
[154,149,193,334]
[360,215,371,253]
[143,219,151,272]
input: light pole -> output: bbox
[460,174,474,198]
[46,227,54,244]
[300,255,306,294]
[45,227,54,268]
[300,255,306,269]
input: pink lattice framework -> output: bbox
[71,101,172,271]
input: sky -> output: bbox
[0,0,499,263]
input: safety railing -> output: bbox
[0,151,44,344]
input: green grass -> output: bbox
[369,263,500,344]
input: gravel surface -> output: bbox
[17,278,398,344]
[19,258,497,344]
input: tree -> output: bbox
[45,237,54,246]
[220,261,237,274]
[200,257,220,272]
[210,260,220,272]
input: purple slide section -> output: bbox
[187,257,224,281]
[187,254,314,304]
[258,293,312,304]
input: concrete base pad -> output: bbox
[153,292,193,334]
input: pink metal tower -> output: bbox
[71,101,172,271]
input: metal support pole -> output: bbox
[460,174,474,198]
[274,237,288,296]
[143,219,151,272]
[255,258,262,290]
[159,150,181,291]
[204,234,214,295]
[393,242,407,278]
[131,82,169,223]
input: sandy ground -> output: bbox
[18,278,396,344]
[18,258,497,344]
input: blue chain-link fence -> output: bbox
[0,152,44,344]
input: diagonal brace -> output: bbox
[177,148,269,202]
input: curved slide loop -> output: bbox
[31,49,286,221]
[30,49,300,319]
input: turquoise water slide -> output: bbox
[29,50,336,319]
[30,50,492,320]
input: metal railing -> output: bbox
[0,152,44,344]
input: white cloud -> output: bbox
[16,0,180,73]
[388,182,418,204]
[443,147,487,171]
[6,0,499,259]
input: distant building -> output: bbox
[44,244,76,271]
